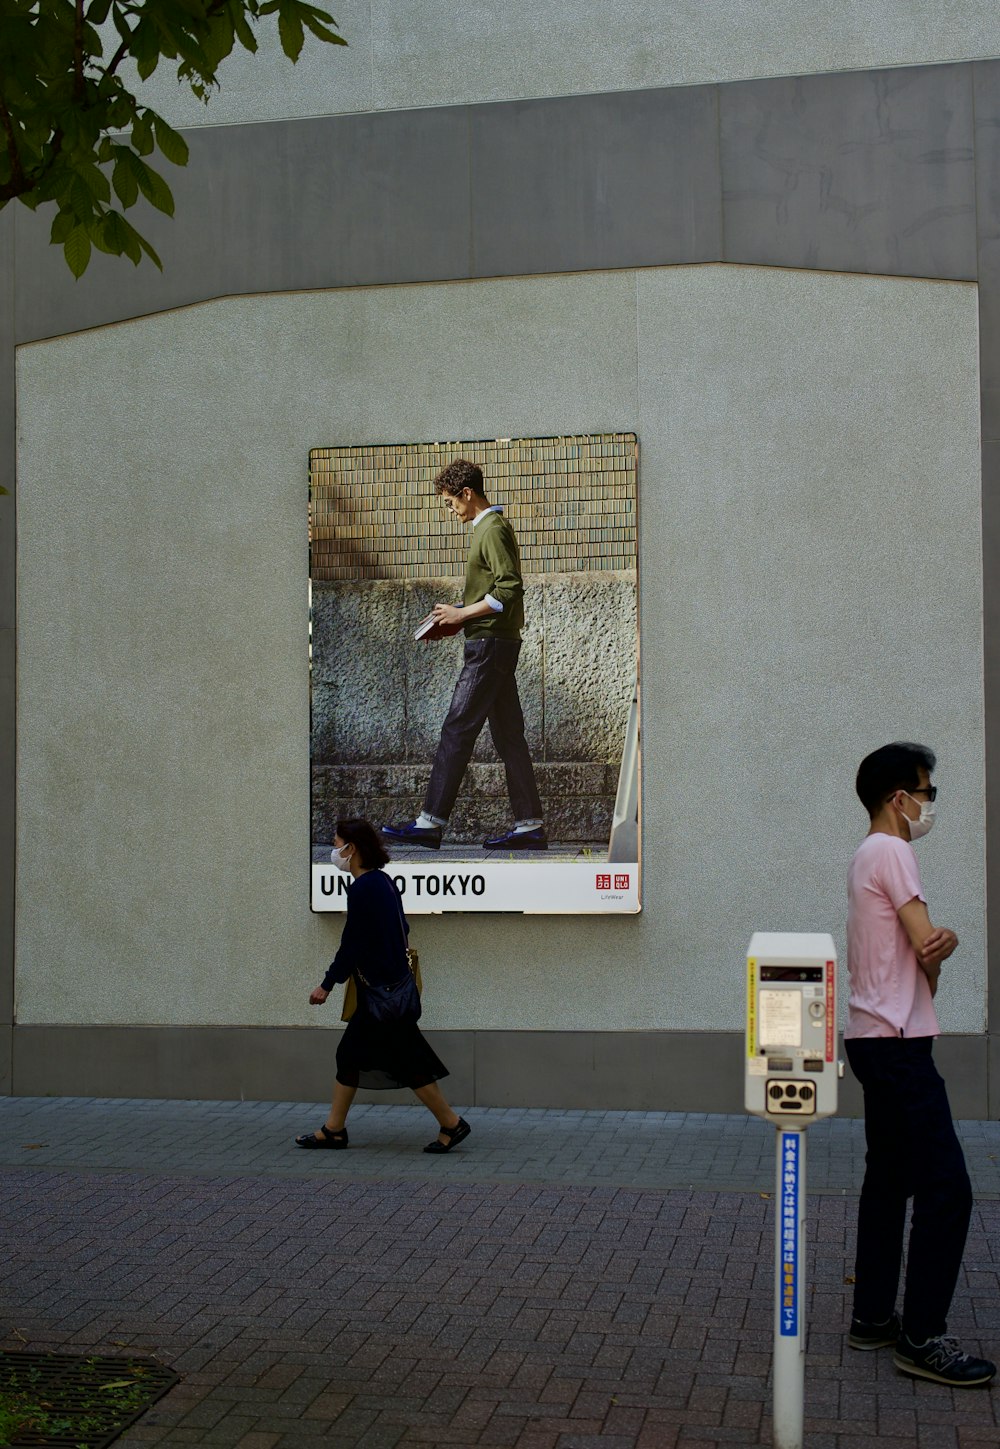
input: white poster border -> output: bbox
[312,860,641,914]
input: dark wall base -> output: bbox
[8,1025,993,1119]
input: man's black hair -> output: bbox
[855,742,937,817]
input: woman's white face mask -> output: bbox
[330,843,353,871]
[898,792,936,841]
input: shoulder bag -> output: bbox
[341,898,422,1022]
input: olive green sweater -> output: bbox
[464,510,525,640]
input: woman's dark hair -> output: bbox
[434,458,485,497]
[856,742,936,817]
[336,818,391,869]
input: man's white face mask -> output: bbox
[899,792,936,841]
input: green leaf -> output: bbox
[111,4,132,42]
[132,156,174,215]
[89,217,118,254]
[78,162,112,203]
[130,18,162,79]
[301,10,345,43]
[135,228,162,270]
[64,226,91,278]
[277,6,304,61]
[70,173,97,218]
[86,0,114,24]
[100,210,127,254]
[112,154,138,207]
[114,212,144,265]
[50,210,75,244]
[233,9,258,52]
[131,112,153,155]
[153,115,188,167]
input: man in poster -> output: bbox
[383,459,546,851]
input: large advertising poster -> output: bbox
[310,434,640,913]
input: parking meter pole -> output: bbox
[745,934,838,1449]
[772,1125,806,1449]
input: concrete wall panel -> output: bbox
[10,1023,475,1105]
[469,88,721,277]
[14,272,639,1031]
[12,65,986,349]
[721,65,977,279]
[15,266,984,1040]
[635,265,984,1035]
[6,1025,989,1118]
[15,107,473,343]
[118,1,1000,130]
[0,205,13,1055]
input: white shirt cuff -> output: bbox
[484,593,504,613]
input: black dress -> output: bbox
[321,869,449,1091]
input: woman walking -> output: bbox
[295,818,471,1154]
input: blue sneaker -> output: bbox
[382,820,442,850]
[848,1311,901,1350]
[893,1332,996,1386]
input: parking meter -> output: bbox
[745,931,837,1121]
[745,931,838,1449]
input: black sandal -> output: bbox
[423,1117,471,1154]
[295,1125,348,1149]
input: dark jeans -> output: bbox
[424,637,543,823]
[845,1035,972,1341]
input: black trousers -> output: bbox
[845,1035,972,1341]
[423,637,543,823]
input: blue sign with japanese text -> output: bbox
[780,1131,799,1336]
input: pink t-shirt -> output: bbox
[846,832,940,1039]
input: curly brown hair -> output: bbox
[434,458,485,498]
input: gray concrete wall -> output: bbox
[5,1025,990,1120]
[119,1,1000,128]
[15,265,984,1037]
[7,46,999,1109]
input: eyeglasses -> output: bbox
[909,785,937,802]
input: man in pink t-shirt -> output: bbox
[845,742,994,1386]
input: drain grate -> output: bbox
[0,1350,180,1447]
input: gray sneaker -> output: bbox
[893,1332,996,1386]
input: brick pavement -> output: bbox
[2,1099,999,1448]
[3,1098,1000,1195]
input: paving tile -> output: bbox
[0,1099,998,1448]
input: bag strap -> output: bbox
[395,890,416,975]
[355,887,412,991]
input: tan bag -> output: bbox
[342,947,421,1022]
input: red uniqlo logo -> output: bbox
[596,874,611,890]
[614,874,630,890]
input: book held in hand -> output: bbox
[414,611,464,642]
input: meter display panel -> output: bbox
[760,966,823,982]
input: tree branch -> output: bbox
[0,90,26,200]
[105,0,232,81]
[74,0,85,101]
[0,120,65,204]
[105,34,132,79]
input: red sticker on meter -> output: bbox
[825,962,835,1061]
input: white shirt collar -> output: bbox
[472,505,504,527]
